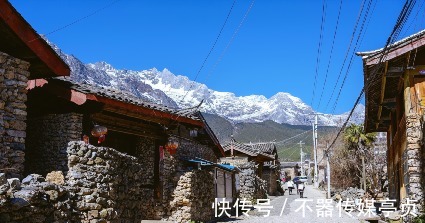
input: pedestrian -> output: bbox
[287,180,294,195]
[298,182,305,198]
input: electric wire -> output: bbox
[324,0,367,112]
[311,0,327,108]
[400,0,425,37]
[282,133,311,162]
[317,0,343,110]
[325,0,417,161]
[185,0,256,106]
[27,0,121,43]
[331,0,374,114]
[274,129,312,145]
[179,0,237,104]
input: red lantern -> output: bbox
[91,125,108,137]
[91,125,108,144]
[165,137,179,155]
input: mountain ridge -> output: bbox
[47,40,365,126]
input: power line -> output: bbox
[274,129,312,145]
[179,0,237,104]
[316,0,342,110]
[311,0,327,108]
[331,0,374,114]
[323,0,368,112]
[326,0,417,158]
[27,0,121,43]
[186,0,256,106]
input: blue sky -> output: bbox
[10,0,425,114]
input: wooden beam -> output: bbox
[376,61,388,130]
[0,1,70,77]
[386,67,405,77]
[92,112,164,133]
[382,98,397,104]
[366,36,425,65]
[96,98,205,127]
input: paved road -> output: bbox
[217,185,364,223]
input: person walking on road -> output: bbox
[298,182,305,198]
[287,180,294,195]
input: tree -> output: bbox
[343,124,383,194]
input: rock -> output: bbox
[88,210,99,219]
[46,171,65,185]
[10,198,29,209]
[94,157,103,164]
[45,190,59,201]
[22,174,45,185]
[99,209,108,218]
[0,173,7,185]
[69,155,79,164]
[0,184,10,195]
[7,178,21,189]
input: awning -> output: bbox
[185,157,240,172]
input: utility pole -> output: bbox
[299,141,305,175]
[362,156,366,191]
[313,114,319,187]
[326,141,331,199]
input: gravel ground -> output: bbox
[216,185,366,223]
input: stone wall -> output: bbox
[262,167,280,195]
[134,136,156,184]
[175,139,217,163]
[405,113,424,211]
[67,141,156,222]
[26,113,83,175]
[1,137,220,222]
[156,139,219,222]
[167,170,215,222]
[237,162,267,202]
[0,52,30,178]
[0,172,74,223]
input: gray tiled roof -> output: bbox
[50,76,201,121]
[222,139,275,160]
[248,142,276,154]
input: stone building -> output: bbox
[23,76,226,222]
[0,0,70,179]
[220,139,276,200]
[357,29,425,211]
[249,142,281,195]
[0,2,230,222]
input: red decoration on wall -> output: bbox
[164,137,179,155]
[159,146,164,161]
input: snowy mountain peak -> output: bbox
[50,41,364,126]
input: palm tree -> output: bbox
[343,124,377,191]
[344,124,376,150]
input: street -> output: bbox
[217,185,363,223]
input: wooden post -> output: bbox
[362,156,366,191]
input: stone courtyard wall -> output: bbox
[158,139,219,222]
[405,113,424,211]
[237,162,267,202]
[66,141,155,222]
[0,52,30,179]
[262,167,280,195]
[0,136,220,222]
[166,170,215,222]
[25,113,83,175]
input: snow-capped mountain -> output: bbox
[49,41,364,126]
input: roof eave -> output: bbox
[0,1,70,78]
